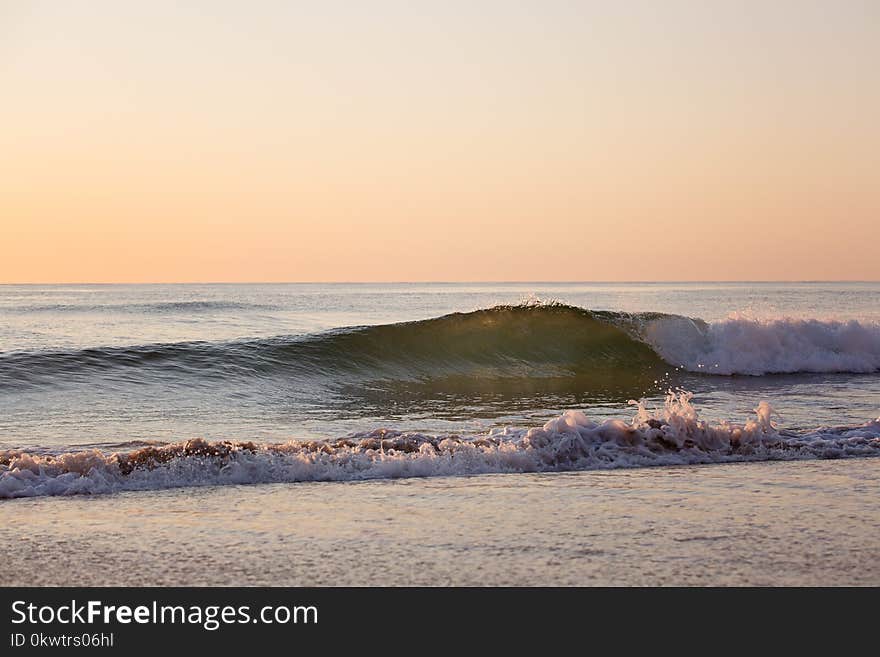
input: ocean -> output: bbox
[2,282,879,585]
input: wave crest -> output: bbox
[0,304,667,389]
[1,305,879,391]
[644,315,880,375]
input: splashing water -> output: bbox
[2,390,878,499]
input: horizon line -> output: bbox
[1,279,878,286]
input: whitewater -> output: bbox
[3,391,880,498]
[644,314,880,375]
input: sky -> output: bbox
[1,0,878,283]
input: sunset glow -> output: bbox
[2,1,878,283]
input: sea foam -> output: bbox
[644,315,880,375]
[2,391,878,499]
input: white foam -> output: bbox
[644,315,880,375]
[2,391,879,499]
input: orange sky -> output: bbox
[2,1,878,283]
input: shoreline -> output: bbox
[4,458,878,586]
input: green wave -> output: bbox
[0,303,674,399]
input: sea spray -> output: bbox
[644,314,880,375]
[2,391,878,499]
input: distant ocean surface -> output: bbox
[1,282,880,499]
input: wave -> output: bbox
[1,304,879,391]
[0,305,668,389]
[643,314,880,375]
[2,391,878,499]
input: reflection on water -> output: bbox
[3,458,879,585]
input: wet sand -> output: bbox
[3,458,878,586]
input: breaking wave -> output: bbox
[2,304,879,391]
[2,391,879,499]
[643,314,880,375]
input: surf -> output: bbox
[2,304,879,394]
[2,390,879,499]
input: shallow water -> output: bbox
[3,458,878,586]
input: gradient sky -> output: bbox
[2,0,878,283]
